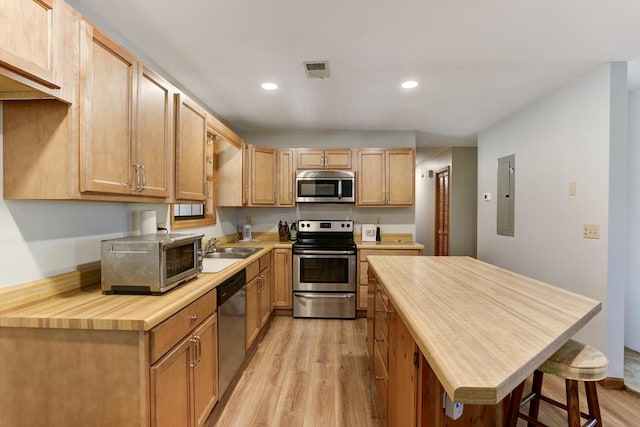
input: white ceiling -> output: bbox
[67,0,640,142]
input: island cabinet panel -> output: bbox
[0,0,58,90]
[273,248,293,308]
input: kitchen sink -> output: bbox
[203,247,263,259]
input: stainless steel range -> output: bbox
[292,220,356,319]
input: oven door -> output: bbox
[293,252,356,292]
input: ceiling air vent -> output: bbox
[303,61,330,79]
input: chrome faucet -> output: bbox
[204,237,220,254]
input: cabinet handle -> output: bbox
[194,335,202,365]
[375,337,384,342]
[140,165,146,190]
[132,164,140,191]
[191,315,198,322]
[189,337,198,367]
[205,181,210,199]
[375,376,384,381]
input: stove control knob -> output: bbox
[347,223,351,228]
[341,224,345,228]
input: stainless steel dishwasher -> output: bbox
[217,269,246,398]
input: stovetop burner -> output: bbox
[293,220,355,252]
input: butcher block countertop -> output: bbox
[0,241,291,331]
[366,255,602,405]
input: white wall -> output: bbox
[477,63,626,378]
[626,89,640,352]
[450,147,477,257]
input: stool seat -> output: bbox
[506,340,609,427]
[539,339,609,381]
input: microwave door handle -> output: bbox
[338,180,342,200]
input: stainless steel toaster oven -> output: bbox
[101,233,204,295]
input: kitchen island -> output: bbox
[366,255,602,426]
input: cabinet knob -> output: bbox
[191,315,198,321]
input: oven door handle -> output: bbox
[293,250,355,255]
[294,293,355,299]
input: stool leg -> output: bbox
[527,370,544,427]
[505,381,525,427]
[565,379,580,427]
[585,381,603,426]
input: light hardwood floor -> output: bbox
[206,317,640,426]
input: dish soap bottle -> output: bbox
[290,222,297,241]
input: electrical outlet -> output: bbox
[376,217,382,225]
[246,216,252,225]
[583,224,600,239]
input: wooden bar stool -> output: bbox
[515,339,608,427]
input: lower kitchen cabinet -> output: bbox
[151,315,219,427]
[273,248,292,308]
[359,248,421,311]
[246,253,273,350]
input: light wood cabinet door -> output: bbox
[136,65,173,198]
[278,149,295,206]
[193,315,218,427]
[357,148,415,206]
[386,148,415,206]
[151,335,193,427]
[296,148,352,169]
[273,248,292,308]
[250,144,277,205]
[245,276,260,350]
[357,149,386,206]
[0,0,58,89]
[79,23,137,195]
[175,93,207,201]
[259,265,272,327]
[216,138,246,206]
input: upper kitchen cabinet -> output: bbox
[277,149,295,207]
[0,0,71,101]
[216,138,248,207]
[250,144,277,205]
[296,148,352,170]
[79,23,174,199]
[357,148,415,206]
[175,93,207,202]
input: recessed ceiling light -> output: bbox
[401,80,419,89]
[261,82,278,91]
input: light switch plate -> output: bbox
[583,224,600,239]
[569,181,576,196]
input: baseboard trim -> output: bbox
[599,377,625,390]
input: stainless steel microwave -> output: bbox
[101,233,204,295]
[295,170,355,203]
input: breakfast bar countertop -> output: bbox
[366,255,602,405]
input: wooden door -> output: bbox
[175,93,206,201]
[278,149,295,206]
[273,249,292,308]
[386,148,415,206]
[79,23,137,195]
[357,149,385,206]
[192,315,218,427]
[245,276,260,350]
[150,336,193,427]
[250,144,277,205]
[0,0,57,88]
[136,65,173,197]
[435,166,450,256]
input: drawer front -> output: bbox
[150,290,216,363]
[259,253,270,271]
[246,260,260,281]
[373,340,389,419]
[375,317,389,369]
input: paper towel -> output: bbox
[140,210,157,235]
